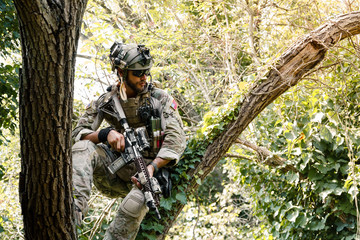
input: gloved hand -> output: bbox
[130,163,155,189]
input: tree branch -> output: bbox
[199,11,360,184]
[159,11,360,238]
[235,138,302,176]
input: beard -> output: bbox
[125,78,146,94]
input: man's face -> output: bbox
[125,70,149,94]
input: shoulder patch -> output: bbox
[170,98,178,110]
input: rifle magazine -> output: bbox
[107,156,127,175]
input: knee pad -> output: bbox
[120,189,146,218]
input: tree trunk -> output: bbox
[159,11,360,237]
[15,1,88,239]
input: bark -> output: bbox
[159,11,360,237]
[15,0,88,239]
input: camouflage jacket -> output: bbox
[72,84,186,166]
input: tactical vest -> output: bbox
[102,92,150,130]
[100,87,163,182]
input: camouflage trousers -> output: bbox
[72,140,148,240]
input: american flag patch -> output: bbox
[170,99,178,110]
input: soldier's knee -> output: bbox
[72,140,97,167]
[120,189,147,218]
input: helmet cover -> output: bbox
[109,42,153,71]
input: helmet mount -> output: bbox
[109,42,153,71]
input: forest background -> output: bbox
[1,0,360,239]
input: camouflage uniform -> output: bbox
[72,84,186,239]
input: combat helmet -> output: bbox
[109,42,153,72]
[109,42,154,100]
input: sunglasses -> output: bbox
[132,69,150,77]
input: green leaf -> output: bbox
[348,185,359,201]
[286,172,299,183]
[292,147,302,156]
[285,131,295,140]
[286,209,299,222]
[333,187,344,196]
[336,136,344,146]
[160,198,173,210]
[326,111,340,126]
[196,178,202,185]
[151,222,164,232]
[300,153,311,170]
[0,165,5,181]
[308,217,326,231]
[320,127,332,142]
[336,221,348,231]
[175,192,187,204]
[294,214,308,228]
[315,164,332,174]
[284,100,293,107]
[319,189,333,201]
[345,234,357,240]
[308,168,324,181]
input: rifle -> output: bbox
[99,94,162,219]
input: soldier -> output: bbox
[72,42,186,239]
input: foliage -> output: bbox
[0,63,19,144]
[0,129,22,239]
[1,0,360,239]
[76,194,119,240]
[236,40,360,239]
[0,0,20,56]
[74,0,360,239]
[0,0,20,144]
[166,159,263,240]
[0,1,21,236]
